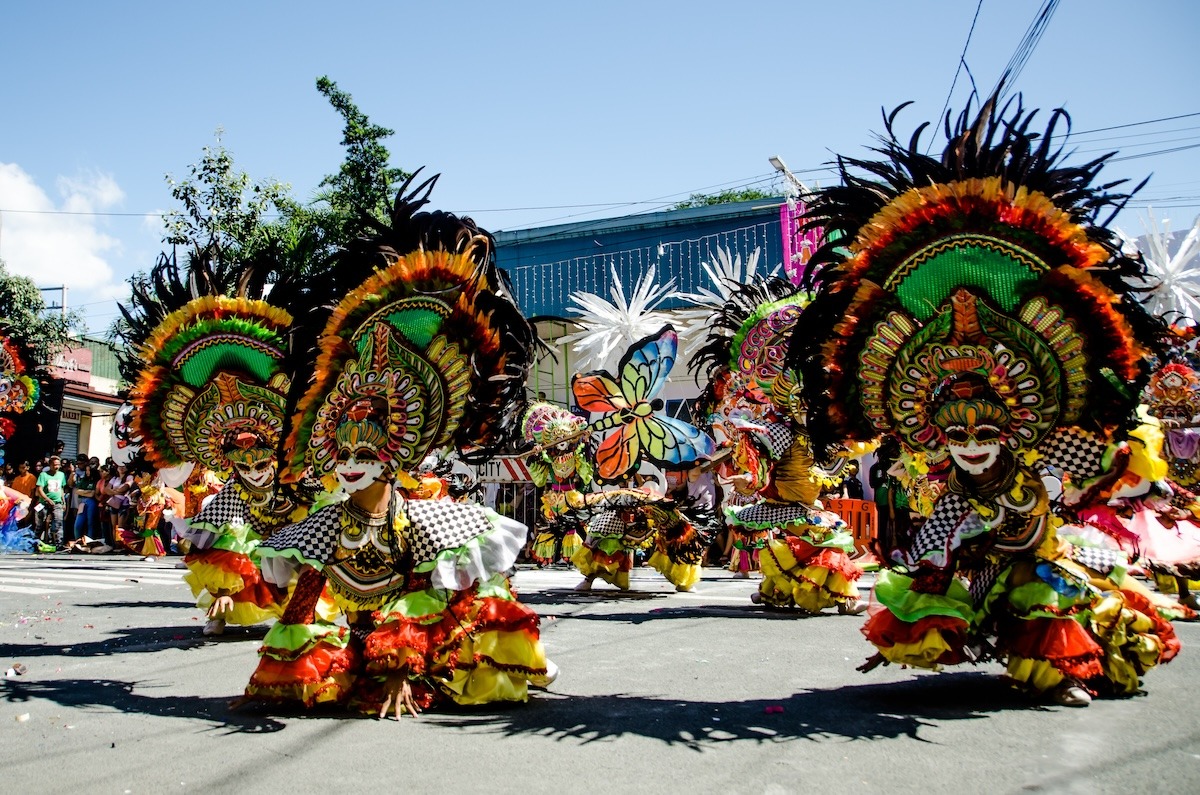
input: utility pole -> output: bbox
[39,286,67,317]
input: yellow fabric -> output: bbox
[570,546,630,590]
[1089,593,1164,695]
[878,630,957,670]
[1006,656,1065,693]
[435,629,549,706]
[195,590,280,625]
[183,560,246,599]
[1128,422,1169,483]
[647,550,700,591]
[757,537,858,611]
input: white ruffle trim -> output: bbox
[258,552,302,588]
[426,510,527,591]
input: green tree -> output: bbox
[672,187,775,210]
[314,75,410,239]
[0,259,81,364]
[163,129,297,273]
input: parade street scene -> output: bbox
[1,2,1199,793]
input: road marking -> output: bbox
[0,584,64,594]
[0,576,127,590]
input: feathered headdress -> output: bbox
[0,332,42,416]
[283,174,536,480]
[790,93,1168,460]
[129,296,293,473]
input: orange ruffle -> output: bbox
[364,593,541,674]
[1119,588,1182,664]
[186,548,280,607]
[998,617,1106,682]
[246,639,359,707]
[861,609,971,665]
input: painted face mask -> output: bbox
[335,455,386,493]
[935,399,1010,476]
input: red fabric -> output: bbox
[860,608,971,665]
[591,547,633,571]
[247,638,359,706]
[998,616,1105,681]
[364,590,541,674]
[185,548,281,606]
[280,567,325,625]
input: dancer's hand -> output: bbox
[856,652,887,673]
[207,595,235,618]
[380,674,421,721]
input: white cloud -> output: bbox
[0,163,124,293]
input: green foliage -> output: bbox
[315,76,410,239]
[0,259,81,363]
[163,131,297,268]
[672,188,775,210]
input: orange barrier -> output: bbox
[823,497,880,570]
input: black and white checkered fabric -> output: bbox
[905,492,973,567]
[191,484,246,530]
[759,422,798,460]
[727,502,814,530]
[404,499,495,566]
[1038,427,1106,480]
[966,562,1004,605]
[1066,543,1125,576]
[585,511,625,540]
[260,505,343,565]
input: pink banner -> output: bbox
[781,201,821,286]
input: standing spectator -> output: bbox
[69,460,102,549]
[35,455,68,547]
[103,462,133,546]
[10,461,36,498]
[10,461,37,530]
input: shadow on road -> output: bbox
[86,600,196,610]
[429,672,1045,748]
[4,624,266,657]
[2,678,285,733]
[542,603,826,623]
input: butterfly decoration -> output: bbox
[572,326,716,482]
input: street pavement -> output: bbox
[2,553,1199,794]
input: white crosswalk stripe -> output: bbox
[0,554,186,595]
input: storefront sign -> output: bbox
[49,346,93,385]
[61,408,82,423]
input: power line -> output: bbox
[929,0,985,155]
[991,0,1061,101]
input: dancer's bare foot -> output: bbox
[857,652,887,673]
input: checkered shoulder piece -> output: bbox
[1038,427,1107,481]
[757,422,798,460]
[259,504,343,565]
[404,499,497,566]
[585,510,625,540]
[1065,542,1126,577]
[190,483,270,535]
[901,492,980,569]
[725,502,815,531]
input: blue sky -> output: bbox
[1,0,1197,335]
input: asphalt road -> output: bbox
[2,554,1199,794]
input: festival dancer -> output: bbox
[567,326,717,592]
[790,94,1181,706]
[115,461,168,557]
[243,175,554,716]
[692,280,867,613]
[121,256,309,633]
[522,401,590,566]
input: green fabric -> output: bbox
[872,569,976,624]
[36,471,66,504]
[256,543,325,572]
[178,341,278,387]
[378,587,451,622]
[261,621,347,654]
[889,236,1045,321]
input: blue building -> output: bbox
[495,198,788,405]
